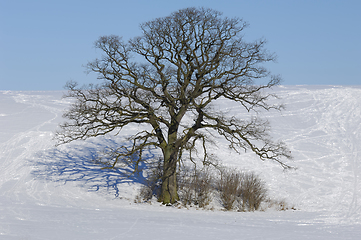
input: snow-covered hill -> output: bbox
[1,86,360,239]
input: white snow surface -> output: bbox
[1,86,361,239]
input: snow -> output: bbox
[1,86,361,239]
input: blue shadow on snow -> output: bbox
[31,137,158,198]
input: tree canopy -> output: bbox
[56,7,292,204]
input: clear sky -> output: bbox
[1,0,360,90]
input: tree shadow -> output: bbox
[31,137,158,198]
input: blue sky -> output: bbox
[1,0,360,90]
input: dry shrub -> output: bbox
[136,158,163,202]
[238,172,267,211]
[217,169,241,210]
[217,169,268,211]
[178,166,213,208]
[136,160,272,212]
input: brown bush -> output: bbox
[136,158,163,202]
[136,160,270,212]
[237,172,267,211]
[217,169,241,210]
[217,169,268,211]
[178,166,213,208]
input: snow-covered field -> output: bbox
[1,86,360,239]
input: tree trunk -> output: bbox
[158,145,179,204]
[159,154,179,204]
[159,126,180,204]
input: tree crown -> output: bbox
[57,7,292,172]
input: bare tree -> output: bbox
[56,7,292,204]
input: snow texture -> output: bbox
[0,86,360,239]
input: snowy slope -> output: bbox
[0,86,360,239]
